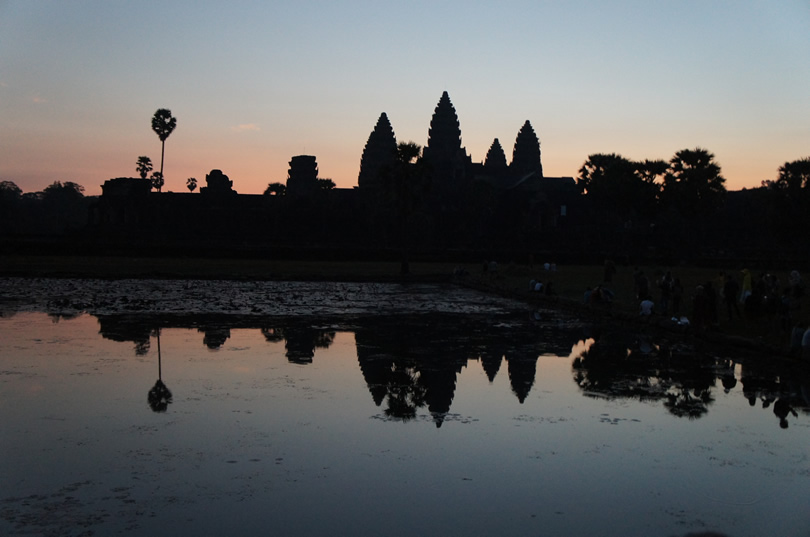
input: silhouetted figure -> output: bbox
[692,286,708,331]
[639,296,654,318]
[719,359,737,393]
[635,269,649,300]
[723,274,741,320]
[773,398,797,429]
[658,271,673,314]
[587,285,614,305]
[603,259,616,283]
[704,281,719,327]
[671,277,684,316]
[740,268,753,305]
[803,327,810,361]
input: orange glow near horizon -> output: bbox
[3,133,794,197]
[1,2,808,197]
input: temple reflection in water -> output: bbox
[3,309,810,537]
[95,312,810,430]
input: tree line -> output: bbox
[577,148,726,223]
[1,105,808,262]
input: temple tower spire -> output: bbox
[358,112,398,195]
[425,91,462,163]
[484,138,508,171]
[423,91,469,200]
[511,120,543,178]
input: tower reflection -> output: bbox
[94,313,810,428]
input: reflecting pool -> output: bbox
[1,280,809,537]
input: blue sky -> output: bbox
[1,0,808,195]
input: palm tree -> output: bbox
[264,182,286,196]
[136,156,153,180]
[393,141,428,275]
[773,157,810,191]
[186,177,197,192]
[150,171,164,192]
[662,147,725,216]
[151,109,177,189]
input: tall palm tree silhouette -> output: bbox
[151,109,177,191]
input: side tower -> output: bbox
[201,169,236,195]
[484,138,508,171]
[286,155,318,198]
[358,112,398,198]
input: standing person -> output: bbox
[740,268,753,305]
[723,273,741,320]
[788,270,805,318]
[603,259,616,283]
[704,281,719,328]
[692,286,707,331]
[671,277,684,316]
[803,326,810,361]
[636,270,649,301]
[640,296,655,319]
[658,271,673,315]
[715,271,727,299]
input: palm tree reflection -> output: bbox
[384,364,426,421]
[147,328,172,412]
[664,386,713,419]
[572,331,715,419]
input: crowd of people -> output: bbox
[591,261,809,359]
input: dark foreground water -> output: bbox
[0,280,808,537]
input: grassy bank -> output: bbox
[469,261,808,351]
[0,254,459,282]
[2,254,806,353]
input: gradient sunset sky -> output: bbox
[1,1,808,196]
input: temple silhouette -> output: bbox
[89,91,578,258]
[4,90,793,263]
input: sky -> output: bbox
[1,0,809,196]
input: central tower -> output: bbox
[423,91,469,203]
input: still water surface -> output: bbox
[1,283,809,537]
